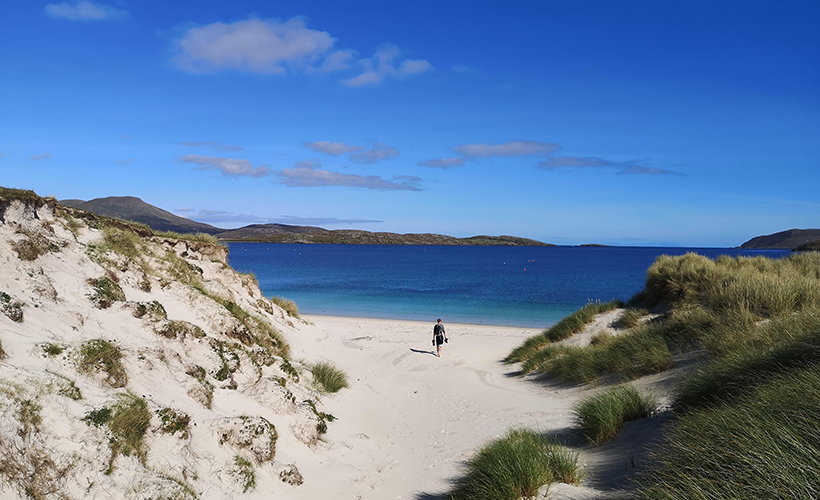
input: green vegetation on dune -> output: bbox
[637,368,820,499]
[448,429,582,500]
[504,251,820,497]
[505,300,622,365]
[311,362,349,393]
[574,385,659,445]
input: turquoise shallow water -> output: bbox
[226,244,789,328]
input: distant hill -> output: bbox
[59,196,550,246]
[217,224,551,246]
[740,229,820,249]
[60,196,222,235]
[794,240,820,252]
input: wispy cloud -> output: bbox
[171,18,337,75]
[418,158,466,168]
[179,141,242,152]
[304,141,362,156]
[305,141,398,164]
[44,1,128,21]
[181,154,271,177]
[113,158,133,165]
[421,141,683,176]
[31,153,52,160]
[453,141,559,159]
[539,156,683,175]
[420,140,558,167]
[174,208,382,227]
[342,45,432,87]
[277,161,422,190]
[350,142,398,163]
[273,215,383,226]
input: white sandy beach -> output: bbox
[0,197,674,499]
[278,315,590,499]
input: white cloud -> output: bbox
[341,45,432,87]
[274,215,383,226]
[618,165,682,176]
[44,1,127,21]
[315,50,354,73]
[349,142,398,164]
[539,156,683,175]
[31,153,52,160]
[171,18,337,74]
[277,164,422,191]
[181,154,271,177]
[538,156,611,169]
[418,158,466,168]
[179,141,242,152]
[305,141,398,163]
[304,141,362,156]
[453,141,559,159]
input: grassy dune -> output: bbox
[498,251,820,497]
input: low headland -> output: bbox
[2,186,819,499]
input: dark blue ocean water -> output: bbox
[226,244,789,328]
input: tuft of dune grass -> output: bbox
[78,339,127,388]
[574,385,659,445]
[271,296,300,318]
[311,362,349,393]
[448,428,582,500]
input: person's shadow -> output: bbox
[410,348,437,357]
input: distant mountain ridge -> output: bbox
[60,196,222,235]
[59,196,550,246]
[740,229,820,249]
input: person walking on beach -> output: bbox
[432,318,448,357]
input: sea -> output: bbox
[226,244,790,328]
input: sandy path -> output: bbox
[276,315,586,500]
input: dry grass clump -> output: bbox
[87,276,126,309]
[311,362,349,393]
[271,296,300,318]
[448,429,582,500]
[156,407,191,439]
[78,339,127,388]
[11,233,60,261]
[154,230,221,245]
[84,393,152,473]
[574,385,659,445]
[1,291,23,323]
[229,455,256,493]
[155,320,206,339]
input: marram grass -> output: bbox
[505,300,622,364]
[311,362,349,393]
[448,429,582,500]
[636,368,820,500]
[573,385,659,445]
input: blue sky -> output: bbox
[1,0,818,246]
